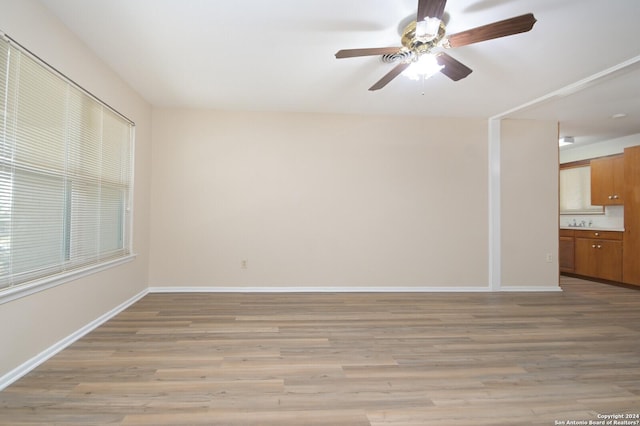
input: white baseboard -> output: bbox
[149,286,494,293]
[500,286,562,292]
[149,285,563,293]
[0,288,148,391]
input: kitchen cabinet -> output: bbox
[559,229,575,273]
[590,154,624,205]
[623,146,640,286]
[574,230,622,282]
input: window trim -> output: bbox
[0,253,136,305]
[0,32,136,300]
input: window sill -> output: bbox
[0,254,137,305]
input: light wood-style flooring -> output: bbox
[1,276,640,425]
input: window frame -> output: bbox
[559,160,604,215]
[0,32,136,305]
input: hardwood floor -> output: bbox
[1,277,640,425]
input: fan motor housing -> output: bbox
[401,20,447,55]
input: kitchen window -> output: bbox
[559,163,603,215]
[0,34,134,300]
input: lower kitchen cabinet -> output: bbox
[559,229,575,273]
[573,230,623,282]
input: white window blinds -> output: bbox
[0,34,134,292]
[559,166,603,215]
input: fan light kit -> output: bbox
[403,54,444,81]
[335,0,537,91]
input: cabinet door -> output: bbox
[575,238,597,277]
[624,146,640,285]
[575,238,622,281]
[612,155,624,204]
[591,156,624,205]
[559,236,574,273]
[595,240,623,281]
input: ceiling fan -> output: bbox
[335,0,536,91]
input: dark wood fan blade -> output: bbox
[335,47,403,59]
[417,0,447,21]
[446,13,536,48]
[369,62,411,91]
[436,52,472,81]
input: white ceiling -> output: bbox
[39,0,640,148]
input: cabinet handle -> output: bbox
[594,232,599,236]
[613,195,619,199]
[609,195,613,199]
[597,245,602,249]
[592,244,597,248]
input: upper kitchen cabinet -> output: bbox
[590,154,624,205]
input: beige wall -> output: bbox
[0,1,152,378]
[149,109,489,288]
[501,119,560,288]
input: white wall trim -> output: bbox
[0,254,138,305]
[488,118,502,291]
[493,54,640,120]
[150,285,562,293]
[500,286,562,292]
[0,288,148,391]
[149,286,493,293]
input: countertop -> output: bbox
[560,227,624,232]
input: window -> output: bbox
[0,34,134,296]
[559,165,603,215]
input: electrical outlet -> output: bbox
[241,260,248,269]
[545,253,553,263]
